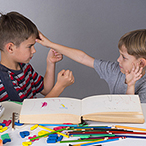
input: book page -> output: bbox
[82,94,142,115]
[20,97,82,116]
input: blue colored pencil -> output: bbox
[39,124,78,127]
[80,138,121,146]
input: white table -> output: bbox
[0,101,146,146]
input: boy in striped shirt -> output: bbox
[0,11,74,102]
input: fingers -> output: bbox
[125,63,143,86]
[58,69,75,85]
[132,63,143,77]
[48,49,63,63]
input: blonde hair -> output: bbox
[118,29,146,60]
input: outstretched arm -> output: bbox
[36,32,95,68]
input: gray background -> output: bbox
[0,0,146,99]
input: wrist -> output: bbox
[54,82,65,93]
[47,41,55,48]
[126,84,135,95]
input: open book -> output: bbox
[19,94,145,124]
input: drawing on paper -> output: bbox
[103,95,136,111]
[60,103,68,109]
[41,102,47,108]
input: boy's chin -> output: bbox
[120,69,125,74]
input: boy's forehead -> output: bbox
[119,45,128,53]
[23,35,36,44]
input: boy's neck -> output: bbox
[0,61,21,70]
[0,54,21,70]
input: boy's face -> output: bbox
[12,35,36,64]
[117,45,140,74]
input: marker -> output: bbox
[39,125,69,138]
[115,125,146,132]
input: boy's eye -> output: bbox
[122,55,126,59]
[28,45,33,48]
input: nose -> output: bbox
[31,46,36,54]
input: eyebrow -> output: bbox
[28,43,35,47]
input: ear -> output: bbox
[139,58,146,67]
[5,42,15,53]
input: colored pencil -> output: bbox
[72,126,110,129]
[39,125,69,138]
[115,125,146,132]
[59,138,104,143]
[81,136,121,140]
[70,139,105,146]
[39,124,78,127]
[68,131,108,135]
[71,134,116,137]
[29,127,68,141]
[68,144,102,146]
[108,130,146,135]
[115,134,146,139]
[80,138,122,146]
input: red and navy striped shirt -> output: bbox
[0,63,44,102]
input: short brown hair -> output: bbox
[118,29,146,59]
[0,11,39,51]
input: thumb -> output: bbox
[59,69,66,76]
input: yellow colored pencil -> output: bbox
[115,125,146,132]
[39,125,69,138]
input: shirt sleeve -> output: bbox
[94,59,120,81]
[30,65,44,93]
